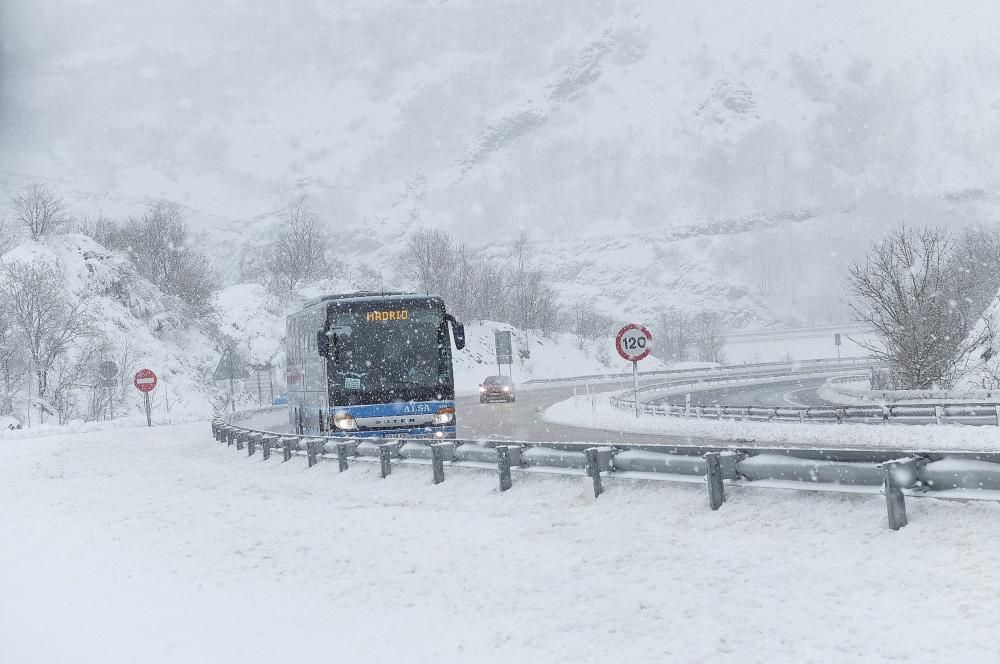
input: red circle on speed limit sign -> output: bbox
[615,324,653,362]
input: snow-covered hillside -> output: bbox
[1,234,224,420]
[3,1,999,326]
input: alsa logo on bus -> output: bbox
[367,309,409,322]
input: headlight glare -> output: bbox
[333,413,358,431]
[433,407,456,425]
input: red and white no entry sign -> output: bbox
[133,368,158,393]
[615,324,653,362]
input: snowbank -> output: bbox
[2,422,1000,663]
[544,395,1000,452]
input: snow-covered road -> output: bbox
[3,421,1000,663]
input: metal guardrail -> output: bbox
[594,359,1000,427]
[523,356,875,385]
[823,374,1000,404]
[211,411,1000,531]
[612,392,1000,427]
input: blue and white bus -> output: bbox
[285,292,466,438]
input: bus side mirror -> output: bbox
[317,330,330,357]
[446,314,466,350]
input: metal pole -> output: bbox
[633,360,639,418]
[705,452,725,511]
[144,392,151,427]
[25,362,31,428]
[229,375,235,414]
[268,368,274,406]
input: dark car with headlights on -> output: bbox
[479,375,515,403]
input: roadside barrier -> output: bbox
[210,413,1000,532]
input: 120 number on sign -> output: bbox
[616,324,653,362]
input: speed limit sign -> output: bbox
[616,324,653,362]
[616,324,653,418]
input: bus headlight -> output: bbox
[333,413,358,431]
[433,407,455,425]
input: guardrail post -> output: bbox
[882,406,890,425]
[247,433,256,457]
[880,462,909,531]
[705,452,725,511]
[741,408,748,422]
[261,434,271,461]
[716,405,722,419]
[497,445,512,492]
[431,443,447,484]
[799,410,805,423]
[379,444,392,479]
[836,409,844,424]
[934,405,943,425]
[235,432,245,451]
[995,404,1000,427]
[306,439,319,468]
[281,437,293,462]
[337,442,350,472]
[584,447,603,499]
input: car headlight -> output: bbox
[333,413,358,431]
[502,386,510,392]
[479,386,486,392]
[433,407,455,425]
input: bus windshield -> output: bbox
[327,304,453,403]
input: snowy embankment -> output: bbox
[544,395,1000,452]
[3,423,1000,663]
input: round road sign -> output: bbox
[616,324,653,362]
[98,360,119,381]
[133,368,158,393]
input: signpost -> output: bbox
[133,368,157,427]
[97,360,118,421]
[834,333,842,360]
[214,348,248,413]
[615,324,653,417]
[495,330,513,377]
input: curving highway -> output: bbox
[668,376,835,409]
[455,381,700,445]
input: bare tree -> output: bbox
[399,228,455,296]
[470,260,508,322]
[656,308,695,362]
[573,299,614,347]
[251,200,331,294]
[0,215,12,255]
[848,225,988,389]
[11,183,68,240]
[693,311,726,363]
[85,338,146,421]
[50,339,103,424]
[0,303,24,415]
[0,260,94,423]
[122,202,217,315]
[953,225,1000,317]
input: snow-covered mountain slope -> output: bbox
[3,1,1000,325]
[2,235,227,418]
